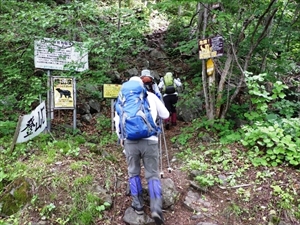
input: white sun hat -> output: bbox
[141,69,154,79]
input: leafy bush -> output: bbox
[242,118,300,166]
[241,72,300,166]
[164,20,192,56]
[0,121,17,137]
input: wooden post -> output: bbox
[10,116,23,154]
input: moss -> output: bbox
[0,177,32,216]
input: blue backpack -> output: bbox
[115,79,161,140]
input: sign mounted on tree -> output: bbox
[199,35,224,60]
[206,59,215,76]
[34,38,89,72]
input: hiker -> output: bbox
[158,72,182,130]
[140,69,163,101]
[114,76,169,225]
[140,69,164,129]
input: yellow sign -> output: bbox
[53,77,74,108]
[103,84,122,99]
[206,59,214,76]
[199,39,216,59]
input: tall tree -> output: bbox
[168,0,300,120]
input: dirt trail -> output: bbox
[108,120,203,225]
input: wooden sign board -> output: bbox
[199,35,224,60]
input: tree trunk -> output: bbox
[199,3,211,119]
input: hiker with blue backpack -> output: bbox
[158,72,182,130]
[114,76,169,225]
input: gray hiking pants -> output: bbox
[124,139,159,181]
[125,139,163,214]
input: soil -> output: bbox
[13,107,300,225]
[107,120,201,225]
[104,120,300,225]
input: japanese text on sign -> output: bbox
[17,101,47,143]
[103,84,122,99]
[199,36,224,60]
[34,38,89,72]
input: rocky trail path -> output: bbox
[107,120,221,225]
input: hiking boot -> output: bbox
[165,123,170,130]
[151,211,164,225]
[131,206,144,215]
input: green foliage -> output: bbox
[0,0,148,122]
[225,203,245,217]
[271,185,295,210]
[172,130,193,146]
[181,117,239,144]
[244,72,280,121]
[49,140,80,157]
[175,147,194,159]
[177,144,235,187]
[96,114,111,132]
[40,203,56,218]
[0,120,17,137]
[195,173,217,187]
[68,189,109,224]
[74,175,93,186]
[164,20,193,56]
[0,1,300,223]
[95,114,118,147]
[242,118,300,166]
[272,98,300,119]
[0,215,19,225]
[241,72,300,167]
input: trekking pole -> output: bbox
[160,119,172,174]
[159,130,164,178]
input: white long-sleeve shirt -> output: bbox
[152,82,163,101]
[114,89,169,141]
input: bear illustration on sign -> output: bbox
[56,88,71,98]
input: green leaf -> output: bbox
[271,161,278,166]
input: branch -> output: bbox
[219,183,253,189]
[250,0,277,45]
[183,8,201,28]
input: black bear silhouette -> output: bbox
[56,88,71,98]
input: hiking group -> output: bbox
[114,69,182,225]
